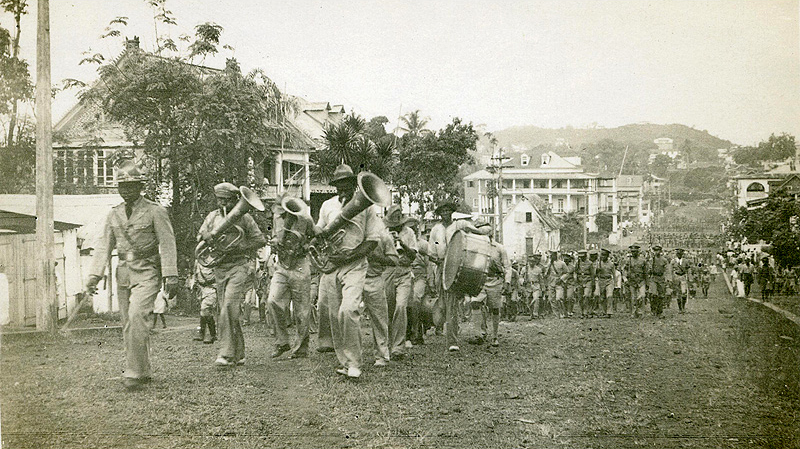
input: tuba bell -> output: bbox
[196,186,265,267]
[309,171,392,273]
[273,196,313,269]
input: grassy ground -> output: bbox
[1,278,798,449]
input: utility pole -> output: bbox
[488,149,513,243]
[35,0,56,331]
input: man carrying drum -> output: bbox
[429,201,491,352]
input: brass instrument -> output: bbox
[274,196,313,269]
[309,172,391,273]
[196,186,265,267]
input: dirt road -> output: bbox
[1,278,798,448]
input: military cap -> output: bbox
[578,249,588,255]
[601,248,611,255]
[529,253,542,259]
[434,200,459,215]
[329,164,356,185]
[214,182,239,198]
[652,245,662,251]
[629,244,640,250]
[116,159,147,183]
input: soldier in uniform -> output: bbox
[86,159,178,391]
[482,226,510,346]
[502,261,520,322]
[647,245,669,317]
[315,164,382,378]
[266,196,316,359]
[383,205,418,359]
[546,251,568,319]
[562,254,577,318]
[428,201,458,334]
[527,253,545,319]
[623,245,647,318]
[429,202,491,352]
[198,183,267,367]
[362,222,398,367]
[575,250,595,318]
[409,220,429,345]
[671,248,692,313]
[192,261,218,344]
[596,249,616,318]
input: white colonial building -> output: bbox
[464,152,619,233]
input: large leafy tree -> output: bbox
[733,133,797,167]
[0,0,34,193]
[393,117,477,214]
[312,112,394,182]
[727,189,800,267]
[77,11,292,267]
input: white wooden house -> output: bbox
[500,195,561,263]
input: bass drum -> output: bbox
[443,230,492,296]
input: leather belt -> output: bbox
[118,246,158,262]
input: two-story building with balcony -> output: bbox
[463,151,618,233]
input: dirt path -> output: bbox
[1,277,798,448]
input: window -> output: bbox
[557,198,564,212]
[505,198,512,207]
[553,179,565,189]
[572,179,586,189]
[526,237,534,255]
[520,179,531,189]
[746,182,765,192]
[503,179,513,189]
[521,154,530,166]
[534,179,548,189]
[525,212,533,222]
[282,161,305,185]
[599,178,614,187]
[467,181,474,188]
[473,198,479,208]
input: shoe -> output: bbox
[316,346,335,353]
[271,344,291,358]
[162,325,167,329]
[214,356,234,367]
[122,377,150,391]
[346,366,361,378]
[236,358,246,366]
[374,358,389,367]
[404,340,414,349]
[448,345,460,352]
[203,334,216,344]
[193,326,204,342]
[490,338,499,347]
[288,351,308,359]
[467,336,485,345]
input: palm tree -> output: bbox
[400,110,430,138]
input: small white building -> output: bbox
[500,195,560,263]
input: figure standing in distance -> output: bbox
[85,159,179,391]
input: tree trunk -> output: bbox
[7,7,23,145]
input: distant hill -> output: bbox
[490,123,735,153]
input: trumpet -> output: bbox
[196,186,265,267]
[309,172,391,273]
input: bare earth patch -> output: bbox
[2,280,798,449]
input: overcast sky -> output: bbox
[4,0,799,145]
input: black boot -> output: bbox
[194,316,206,341]
[258,301,266,323]
[204,317,217,344]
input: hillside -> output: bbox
[490,123,734,153]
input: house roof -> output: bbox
[505,195,560,230]
[0,194,121,238]
[0,210,81,234]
